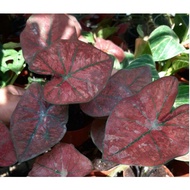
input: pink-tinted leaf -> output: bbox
[116,23,130,35]
[94,37,125,62]
[10,83,68,162]
[30,39,113,105]
[20,14,81,64]
[90,118,107,152]
[28,143,93,177]
[81,66,152,117]
[108,36,128,51]
[0,121,17,167]
[103,76,189,166]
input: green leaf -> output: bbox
[165,53,189,76]
[81,31,95,44]
[149,25,186,61]
[0,71,14,87]
[96,26,118,39]
[173,14,189,43]
[174,84,189,108]
[137,24,145,38]
[113,56,122,70]
[120,52,134,69]
[1,49,25,74]
[126,54,159,81]
[2,42,21,49]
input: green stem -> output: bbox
[9,62,26,85]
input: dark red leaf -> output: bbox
[90,118,107,152]
[0,121,17,167]
[28,143,93,177]
[29,39,113,105]
[81,66,152,117]
[10,83,68,162]
[20,14,81,64]
[103,76,189,166]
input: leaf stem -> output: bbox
[9,62,26,85]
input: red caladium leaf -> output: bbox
[29,39,113,105]
[10,83,68,162]
[0,121,17,167]
[94,37,125,62]
[103,76,189,166]
[28,143,93,177]
[91,118,107,152]
[20,14,81,64]
[81,66,152,117]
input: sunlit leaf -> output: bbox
[94,37,125,62]
[20,14,81,64]
[149,25,186,61]
[1,49,25,74]
[29,39,113,105]
[81,31,95,44]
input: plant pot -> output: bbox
[166,160,189,177]
[60,104,94,147]
[61,120,92,147]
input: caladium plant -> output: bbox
[0,14,189,177]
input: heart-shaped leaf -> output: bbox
[0,121,17,167]
[103,76,189,166]
[20,14,81,64]
[149,25,186,61]
[28,143,93,177]
[81,66,152,117]
[10,83,68,162]
[30,39,113,105]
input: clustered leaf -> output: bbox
[81,65,152,117]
